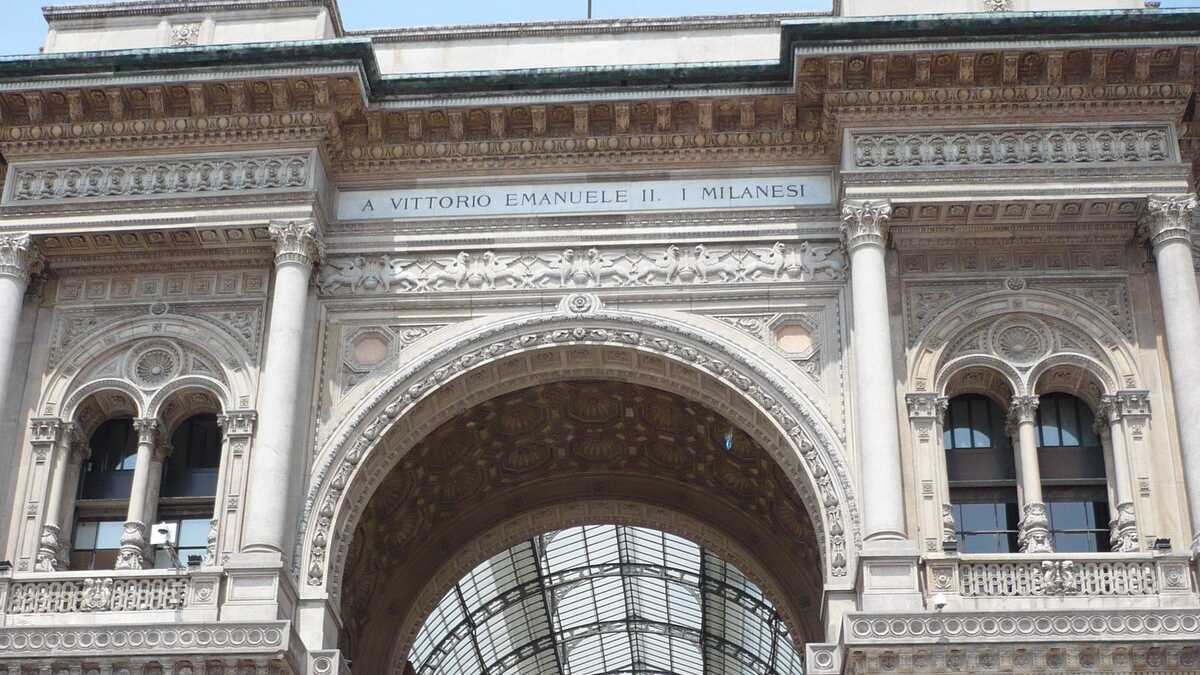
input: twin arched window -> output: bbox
[71,413,222,570]
[944,393,1111,554]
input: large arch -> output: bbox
[343,380,823,673]
[298,295,858,618]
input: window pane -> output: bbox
[1039,400,1061,447]
[73,521,98,549]
[1049,501,1090,530]
[958,502,1002,531]
[1058,398,1080,447]
[92,549,119,570]
[1054,533,1096,553]
[179,518,210,548]
[970,397,991,448]
[951,399,972,449]
[962,533,1007,554]
[95,521,124,549]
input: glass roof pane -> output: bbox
[411,524,803,675]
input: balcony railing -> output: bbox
[0,568,221,622]
[925,552,1195,606]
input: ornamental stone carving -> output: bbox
[317,240,846,295]
[841,200,892,251]
[7,153,312,203]
[0,233,43,283]
[1140,194,1198,249]
[1010,395,1039,424]
[269,220,323,267]
[850,125,1173,169]
[170,22,201,46]
[1018,502,1054,554]
[115,520,150,570]
[990,318,1050,366]
[127,340,184,389]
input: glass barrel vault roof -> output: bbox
[409,524,804,675]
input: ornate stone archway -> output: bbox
[341,380,824,673]
[298,296,859,617]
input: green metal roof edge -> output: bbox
[2,9,1200,97]
[780,7,1200,47]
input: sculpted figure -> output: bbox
[800,242,848,280]
[318,256,367,294]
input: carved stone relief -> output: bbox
[6,152,313,204]
[317,240,846,295]
[849,125,1175,170]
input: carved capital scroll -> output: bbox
[0,234,43,284]
[1140,194,1198,250]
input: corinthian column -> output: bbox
[1098,394,1139,552]
[0,234,41,419]
[1142,195,1200,554]
[841,200,907,543]
[241,220,321,556]
[34,422,76,571]
[1010,395,1052,553]
[116,418,161,569]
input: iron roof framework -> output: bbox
[409,524,805,675]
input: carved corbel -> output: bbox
[530,106,547,136]
[654,102,671,132]
[270,80,290,112]
[228,82,248,114]
[572,104,589,136]
[22,93,44,124]
[187,84,207,117]
[147,86,166,117]
[406,111,423,140]
[447,111,464,140]
[489,108,506,138]
[614,103,631,133]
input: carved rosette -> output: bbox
[840,200,892,252]
[1140,194,1198,250]
[269,220,323,268]
[0,233,43,284]
[1018,502,1054,554]
[115,521,149,570]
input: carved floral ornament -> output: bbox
[300,297,858,596]
[1140,193,1198,249]
[268,220,323,267]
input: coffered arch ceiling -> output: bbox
[340,380,823,674]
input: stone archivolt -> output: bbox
[317,240,847,295]
[340,380,821,672]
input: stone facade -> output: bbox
[1,1,1200,673]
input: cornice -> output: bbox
[44,0,346,36]
[356,12,825,42]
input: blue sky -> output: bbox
[0,0,1196,56]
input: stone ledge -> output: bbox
[0,621,292,658]
[844,609,1200,645]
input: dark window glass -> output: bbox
[70,519,124,570]
[944,395,1015,483]
[1037,393,1096,448]
[161,414,222,498]
[79,419,138,500]
[950,489,1020,554]
[1046,487,1111,553]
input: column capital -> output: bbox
[0,233,43,284]
[268,220,323,267]
[217,409,257,438]
[905,393,948,420]
[1139,193,1197,250]
[1009,394,1039,424]
[840,199,893,252]
[132,418,162,446]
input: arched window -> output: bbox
[72,418,138,570]
[1036,393,1110,553]
[944,395,1019,553]
[154,413,222,567]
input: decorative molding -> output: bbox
[841,200,892,251]
[1009,395,1039,424]
[55,270,269,305]
[848,125,1176,171]
[300,309,857,600]
[269,220,322,268]
[905,393,946,419]
[5,152,314,205]
[0,621,291,658]
[846,642,1200,674]
[317,241,846,295]
[845,609,1200,644]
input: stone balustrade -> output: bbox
[0,568,221,625]
[925,553,1196,609]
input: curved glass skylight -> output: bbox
[408,524,805,675]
